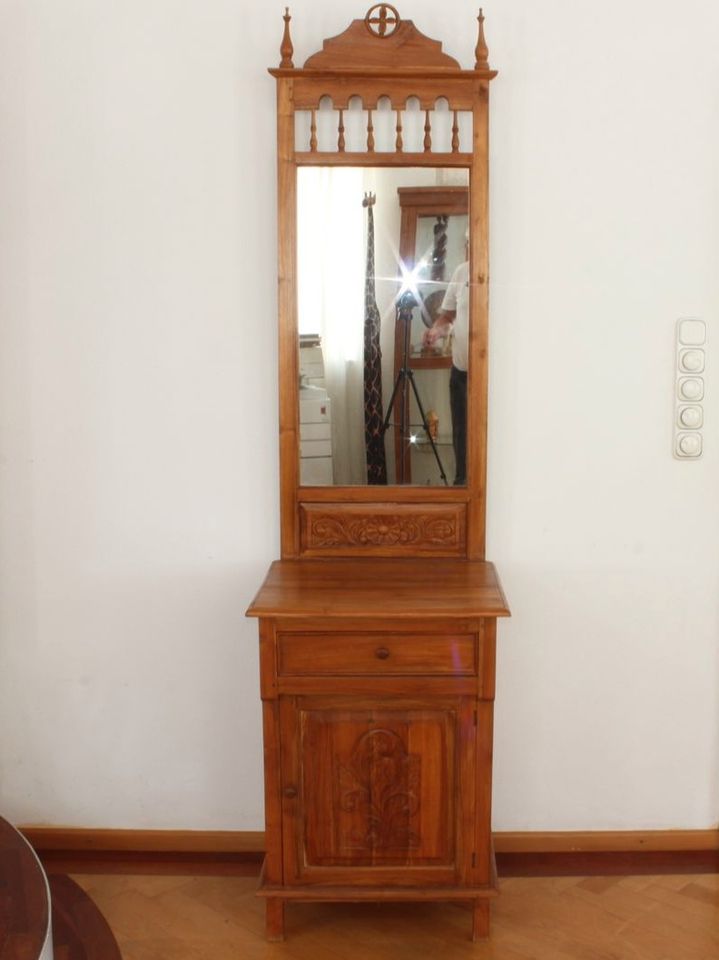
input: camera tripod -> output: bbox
[381,290,448,486]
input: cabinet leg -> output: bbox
[266,899,285,941]
[471,899,490,941]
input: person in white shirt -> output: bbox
[421,251,469,485]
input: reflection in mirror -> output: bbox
[298,167,469,487]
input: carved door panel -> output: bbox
[280,696,475,886]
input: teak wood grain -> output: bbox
[254,4,506,942]
[270,7,496,561]
[276,75,300,558]
[298,502,468,558]
[297,484,470,501]
[255,609,501,939]
[302,18,462,72]
[276,675,481,698]
[250,565,504,940]
[288,77,485,112]
[279,696,474,887]
[277,631,477,676]
[246,559,510,620]
[295,150,474,166]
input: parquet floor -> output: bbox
[72,872,719,960]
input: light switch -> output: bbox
[677,405,703,429]
[679,349,705,373]
[678,319,706,346]
[678,377,704,401]
[676,433,702,458]
[674,319,706,460]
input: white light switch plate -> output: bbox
[674,318,706,460]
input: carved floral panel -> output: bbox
[338,728,421,851]
[300,503,466,556]
[298,706,456,869]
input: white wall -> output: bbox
[0,0,717,831]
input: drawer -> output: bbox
[277,632,476,676]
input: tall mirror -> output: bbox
[298,167,469,487]
[272,3,495,559]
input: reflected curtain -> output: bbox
[362,195,387,485]
[297,168,366,484]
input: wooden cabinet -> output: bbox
[251,4,507,943]
[247,560,510,940]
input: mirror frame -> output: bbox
[269,5,497,560]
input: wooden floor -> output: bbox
[72,872,719,960]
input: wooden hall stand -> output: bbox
[247,5,508,943]
[247,559,509,941]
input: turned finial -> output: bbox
[280,8,294,68]
[474,8,490,70]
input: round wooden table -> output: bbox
[0,814,53,958]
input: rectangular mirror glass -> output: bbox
[297,167,470,487]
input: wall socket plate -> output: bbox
[674,318,706,460]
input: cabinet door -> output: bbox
[280,696,475,886]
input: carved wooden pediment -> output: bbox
[304,14,460,72]
[274,4,493,76]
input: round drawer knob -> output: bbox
[283,786,298,799]
[375,647,391,660]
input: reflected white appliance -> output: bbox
[299,344,333,485]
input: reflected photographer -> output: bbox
[421,232,469,485]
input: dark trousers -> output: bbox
[449,365,467,486]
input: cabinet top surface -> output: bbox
[246,559,510,620]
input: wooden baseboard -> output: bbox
[495,830,719,876]
[20,827,266,877]
[20,826,719,857]
[20,826,719,877]
[21,827,265,855]
[494,830,719,854]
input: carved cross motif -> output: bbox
[364,3,401,38]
